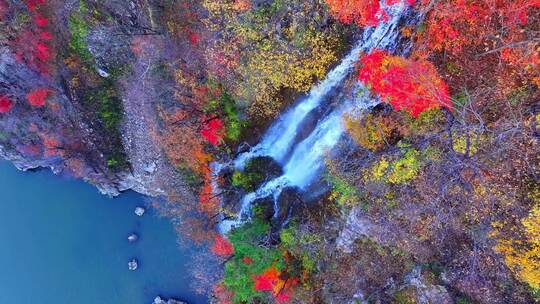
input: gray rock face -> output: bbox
[337,207,432,260]
[405,267,453,304]
[273,187,302,229]
[0,1,196,205]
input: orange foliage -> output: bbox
[358,49,451,117]
[16,144,41,156]
[198,164,220,215]
[233,0,252,11]
[39,132,61,157]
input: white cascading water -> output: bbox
[219,3,407,233]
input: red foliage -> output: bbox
[423,0,540,55]
[325,0,415,27]
[26,87,51,107]
[253,266,298,304]
[0,95,13,113]
[242,256,253,264]
[358,49,451,117]
[26,0,45,11]
[211,235,234,256]
[34,14,48,27]
[12,0,53,75]
[188,30,200,45]
[414,0,540,94]
[200,117,225,146]
[253,267,280,292]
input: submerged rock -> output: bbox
[127,233,138,242]
[128,259,138,271]
[134,206,145,216]
[152,296,187,304]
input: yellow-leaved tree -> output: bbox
[493,204,540,290]
[203,0,345,121]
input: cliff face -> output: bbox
[0,0,193,201]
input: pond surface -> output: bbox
[0,161,208,304]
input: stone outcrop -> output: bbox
[152,296,187,304]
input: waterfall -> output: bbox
[219,3,408,233]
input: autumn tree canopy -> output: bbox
[325,0,416,27]
[358,49,451,117]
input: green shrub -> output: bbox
[408,108,445,134]
[232,170,262,191]
[224,219,284,304]
[68,1,92,62]
[220,93,247,141]
[85,82,123,130]
[326,173,359,206]
[231,159,267,191]
[106,154,125,168]
[456,297,472,304]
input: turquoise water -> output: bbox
[0,161,208,304]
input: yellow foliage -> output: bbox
[203,0,343,121]
[370,157,390,181]
[344,112,408,151]
[493,205,540,290]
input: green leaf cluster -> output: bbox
[224,219,284,304]
[68,1,93,62]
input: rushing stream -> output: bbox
[219,3,409,233]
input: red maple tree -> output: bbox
[26,87,51,107]
[325,0,416,27]
[358,49,451,117]
[0,95,13,113]
[253,266,298,304]
[200,116,225,146]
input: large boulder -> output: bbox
[153,296,188,304]
[230,156,283,192]
[272,187,303,233]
